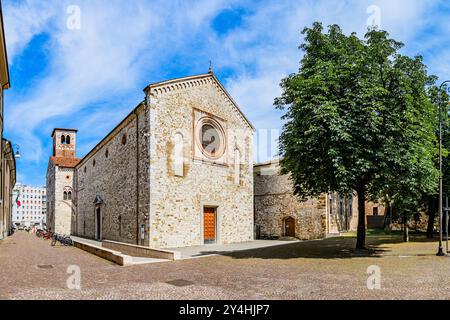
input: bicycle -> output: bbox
[51,233,73,246]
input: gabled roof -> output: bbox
[144,71,255,131]
[50,156,81,168]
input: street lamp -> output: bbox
[14,144,21,159]
[437,81,450,256]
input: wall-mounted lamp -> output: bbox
[14,145,21,160]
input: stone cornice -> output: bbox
[144,72,255,131]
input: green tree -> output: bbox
[421,87,450,238]
[275,22,439,249]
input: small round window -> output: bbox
[196,118,226,160]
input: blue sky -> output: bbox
[3,0,450,186]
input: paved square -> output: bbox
[1,231,450,300]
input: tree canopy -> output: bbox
[275,22,439,249]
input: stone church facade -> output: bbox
[72,71,255,248]
[254,160,358,240]
[46,129,80,234]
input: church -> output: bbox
[48,70,255,249]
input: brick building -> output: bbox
[70,71,254,248]
[46,129,80,234]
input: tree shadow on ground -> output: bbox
[199,230,437,260]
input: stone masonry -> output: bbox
[146,72,254,248]
[73,71,254,248]
[74,104,149,245]
[254,160,358,240]
[46,129,80,235]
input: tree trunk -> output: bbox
[403,215,409,242]
[383,203,391,231]
[427,212,435,239]
[356,185,366,249]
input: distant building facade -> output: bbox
[72,71,254,248]
[46,129,80,234]
[1,140,16,239]
[254,160,358,240]
[12,184,47,227]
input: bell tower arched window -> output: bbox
[66,135,71,145]
[61,135,66,145]
[63,187,73,201]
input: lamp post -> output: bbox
[437,81,450,256]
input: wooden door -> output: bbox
[284,217,295,237]
[204,207,216,244]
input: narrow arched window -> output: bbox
[61,135,66,145]
[173,132,184,177]
[234,148,241,185]
[68,191,72,201]
[66,135,71,144]
[63,191,68,200]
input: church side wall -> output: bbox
[75,106,150,245]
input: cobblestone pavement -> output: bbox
[1,230,450,300]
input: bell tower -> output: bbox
[52,128,77,158]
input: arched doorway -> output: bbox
[283,217,296,237]
[95,207,102,240]
[93,195,104,241]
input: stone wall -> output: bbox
[46,162,75,235]
[54,167,75,234]
[146,73,254,248]
[74,104,150,246]
[46,161,56,232]
[365,201,386,216]
[254,161,359,240]
[254,162,327,240]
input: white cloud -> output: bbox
[5,0,230,162]
[4,0,56,63]
[2,0,448,183]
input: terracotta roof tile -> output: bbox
[50,157,81,168]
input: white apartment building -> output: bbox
[12,184,47,227]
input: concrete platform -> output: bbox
[71,236,169,266]
[168,240,300,259]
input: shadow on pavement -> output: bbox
[194,231,437,260]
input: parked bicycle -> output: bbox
[36,228,53,240]
[51,233,73,246]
